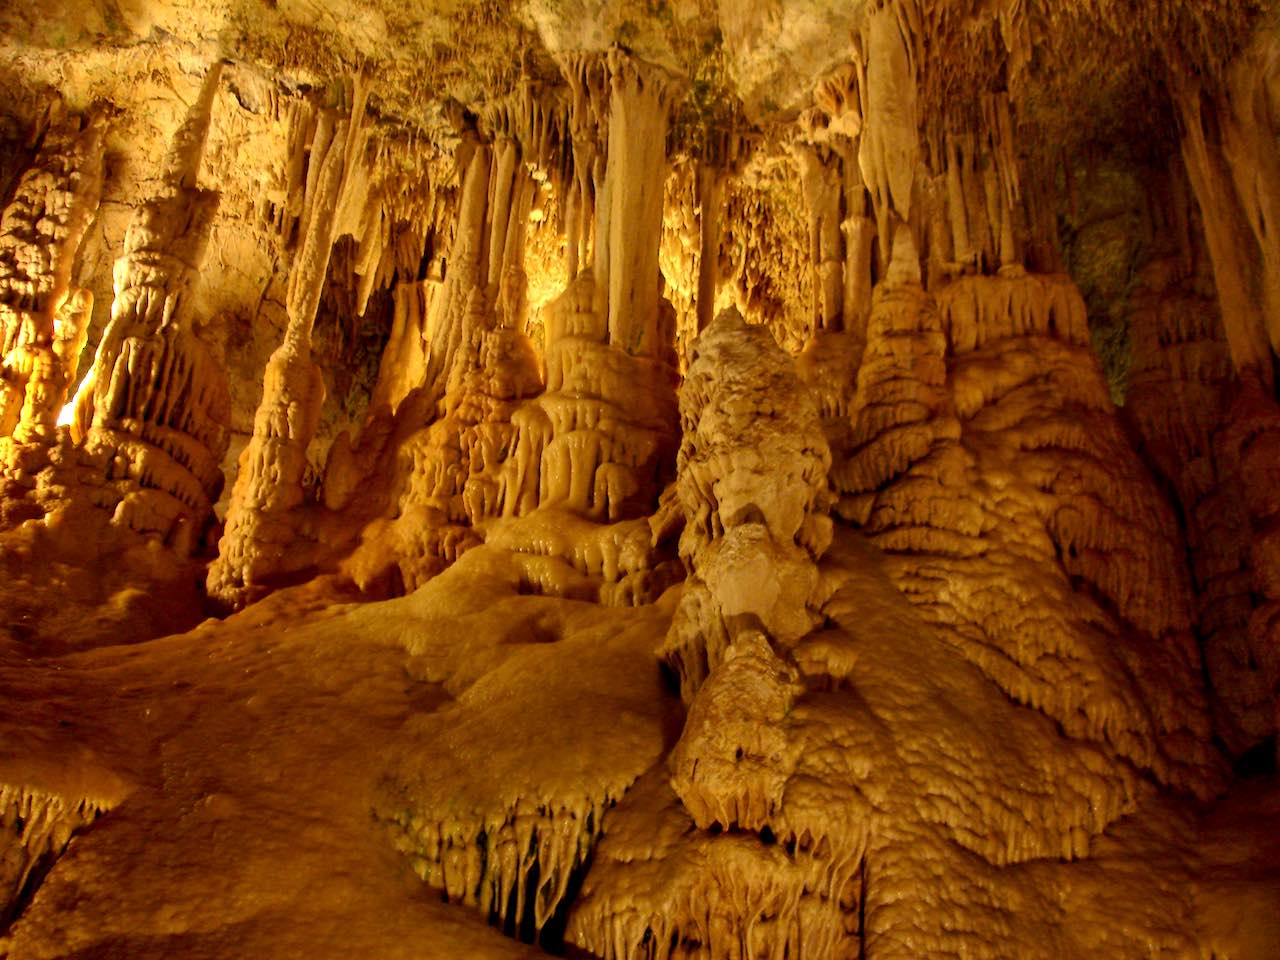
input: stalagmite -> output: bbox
[51,63,231,550]
[0,111,103,443]
[209,84,370,606]
[659,307,832,695]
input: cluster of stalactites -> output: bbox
[390,790,616,940]
[791,0,1069,315]
[921,92,1033,284]
[346,135,457,325]
[661,128,757,373]
[413,143,493,398]
[792,61,875,342]
[373,48,681,427]
[0,109,104,443]
[477,78,570,182]
[413,74,582,402]
[556,51,611,282]
[310,53,685,604]
[688,127,755,338]
[1,783,110,928]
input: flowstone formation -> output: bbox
[1,0,1280,958]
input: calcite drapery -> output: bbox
[1170,27,1280,760]
[1126,234,1274,758]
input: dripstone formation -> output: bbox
[0,2,1278,958]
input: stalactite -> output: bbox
[694,129,751,336]
[368,279,437,417]
[598,50,682,357]
[1170,40,1278,387]
[859,0,921,277]
[1,783,110,930]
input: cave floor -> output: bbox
[0,535,1277,959]
[0,549,680,960]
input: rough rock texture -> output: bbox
[0,1,1279,958]
[659,306,832,694]
[70,62,231,552]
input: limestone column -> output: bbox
[600,50,680,356]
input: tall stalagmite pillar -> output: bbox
[70,62,230,551]
[208,85,370,607]
[0,111,104,442]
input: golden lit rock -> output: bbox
[0,2,1278,958]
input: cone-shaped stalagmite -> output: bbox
[69,62,230,551]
